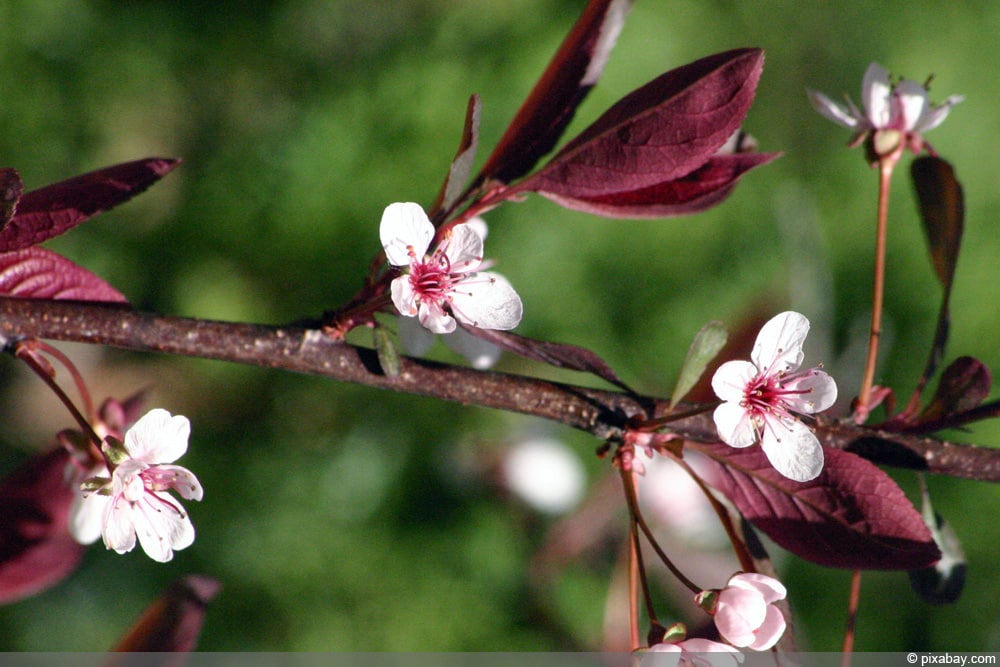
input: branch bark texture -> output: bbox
[1,297,998,482]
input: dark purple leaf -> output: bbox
[694,442,940,570]
[0,157,179,252]
[912,156,964,291]
[468,326,630,390]
[432,94,483,217]
[0,246,128,303]
[478,0,634,184]
[534,151,778,218]
[919,356,991,423]
[0,448,86,605]
[113,575,222,652]
[516,48,764,201]
[0,168,23,228]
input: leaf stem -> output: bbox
[841,569,862,663]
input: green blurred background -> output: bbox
[0,0,999,652]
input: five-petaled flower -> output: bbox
[704,572,787,651]
[69,409,203,563]
[380,202,522,335]
[711,311,837,482]
[808,62,963,159]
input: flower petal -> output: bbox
[124,409,191,464]
[103,495,137,554]
[397,314,436,356]
[713,401,757,449]
[69,491,109,545]
[748,605,787,651]
[441,223,484,273]
[862,62,892,128]
[783,369,838,414]
[443,326,503,369]
[807,90,861,129]
[711,359,757,403]
[729,572,787,604]
[390,275,420,318]
[380,202,434,267]
[893,79,930,131]
[915,94,964,133]
[759,416,824,482]
[448,271,522,330]
[716,586,767,646]
[751,311,809,374]
[418,301,457,334]
[133,495,194,562]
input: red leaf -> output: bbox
[694,442,940,570]
[0,448,86,605]
[0,168,23,228]
[912,156,964,292]
[517,48,764,200]
[535,151,778,218]
[919,356,992,423]
[468,327,630,390]
[113,575,222,652]
[478,0,634,184]
[0,246,128,303]
[0,157,179,252]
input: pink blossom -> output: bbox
[808,62,962,155]
[69,409,203,563]
[646,638,743,667]
[380,202,522,335]
[711,311,837,482]
[712,573,787,651]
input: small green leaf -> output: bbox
[670,320,727,408]
[373,326,402,377]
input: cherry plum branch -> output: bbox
[1,297,998,483]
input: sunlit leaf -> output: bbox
[478,0,634,184]
[695,442,940,569]
[0,157,180,252]
[516,48,764,202]
[670,320,728,408]
[0,246,128,302]
[432,94,482,217]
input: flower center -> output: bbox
[741,371,815,427]
[408,252,453,303]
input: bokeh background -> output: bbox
[1,0,999,652]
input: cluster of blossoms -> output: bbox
[808,61,962,159]
[647,572,787,660]
[711,311,838,482]
[69,408,203,563]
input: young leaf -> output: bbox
[909,475,965,605]
[918,356,992,423]
[112,575,222,651]
[0,448,86,605]
[0,157,180,252]
[373,324,402,378]
[516,48,765,202]
[670,320,728,408]
[533,151,779,218]
[431,94,482,217]
[0,168,23,228]
[0,247,129,303]
[693,441,940,570]
[478,0,634,184]
[468,327,630,391]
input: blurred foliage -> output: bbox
[1,0,999,652]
